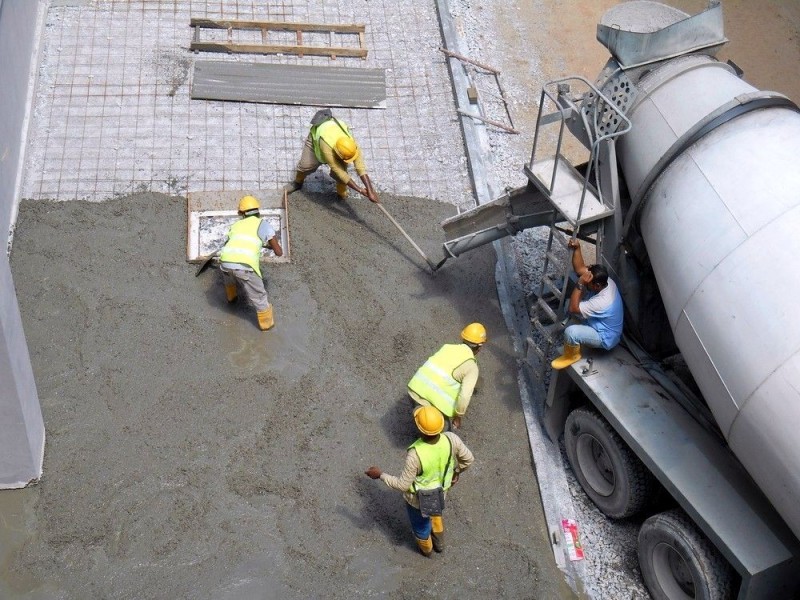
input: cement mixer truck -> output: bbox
[440,1,800,598]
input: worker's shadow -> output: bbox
[336,476,413,551]
[199,269,233,311]
[379,395,420,449]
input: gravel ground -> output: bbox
[442,0,800,598]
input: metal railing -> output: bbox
[528,76,632,225]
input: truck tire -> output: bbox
[564,407,654,518]
[638,509,735,600]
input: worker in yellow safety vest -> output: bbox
[219,195,283,331]
[365,406,474,556]
[285,108,379,203]
[407,323,486,429]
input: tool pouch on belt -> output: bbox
[417,487,445,517]
[416,436,452,517]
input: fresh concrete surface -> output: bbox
[6,191,574,599]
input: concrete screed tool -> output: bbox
[374,202,439,271]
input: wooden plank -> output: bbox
[439,47,500,74]
[190,18,365,34]
[189,42,367,59]
[457,109,519,134]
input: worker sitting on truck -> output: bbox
[219,195,283,332]
[552,239,623,369]
[285,108,379,203]
[407,323,486,429]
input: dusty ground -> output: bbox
[4,191,574,599]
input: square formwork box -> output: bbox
[187,189,290,264]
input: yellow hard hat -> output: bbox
[335,137,358,163]
[238,195,260,213]
[414,406,445,436]
[461,322,487,345]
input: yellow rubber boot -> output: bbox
[431,515,445,553]
[551,343,581,370]
[336,182,348,199]
[415,535,433,557]
[224,283,238,303]
[256,305,274,331]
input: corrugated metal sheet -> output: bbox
[191,61,386,109]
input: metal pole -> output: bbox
[375,203,437,270]
[457,109,519,134]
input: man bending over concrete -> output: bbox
[219,195,283,331]
[285,108,379,203]
[407,323,486,429]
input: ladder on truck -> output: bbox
[524,77,631,380]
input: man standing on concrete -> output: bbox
[365,406,474,557]
[552,238,623,369]
[407,323,486,429]
[285,108,379,203]
[219,195,283,331]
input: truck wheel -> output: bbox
[638,509,734,600]
[564,407,654,518]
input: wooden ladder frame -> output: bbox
[190,18,367,59]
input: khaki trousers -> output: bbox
[220,266,270,311]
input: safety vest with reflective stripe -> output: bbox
[219,216,263,277]
[407,344,475,418]
[311,118,352,164]
[409,434,454,493]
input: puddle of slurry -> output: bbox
[220,314,317,378]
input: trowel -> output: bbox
[194,251,219,276]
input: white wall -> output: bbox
[0,0,46,487]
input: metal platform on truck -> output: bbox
[546,346,800,599]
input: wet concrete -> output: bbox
[5,192,574,599]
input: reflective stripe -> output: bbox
[407,344,475,418]
[219,217,263,277]
[411,371,458,414]
[410,435,454,492]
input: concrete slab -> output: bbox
[191,61,387,109]
[6,191,574,599]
